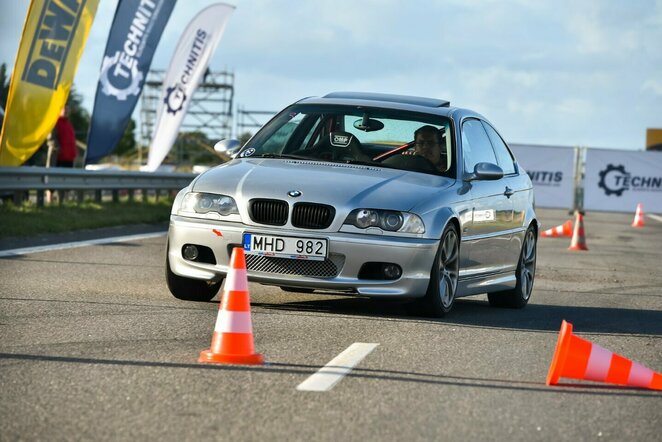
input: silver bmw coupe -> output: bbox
[166,92,538,317]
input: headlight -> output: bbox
[344,209,425,234]
[179,192,239,216]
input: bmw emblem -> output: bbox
[287,190,302,198]
[241,148,256,157]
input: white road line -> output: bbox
[0,232,166,258]
[296,342,379,392]
[647,214,662,223]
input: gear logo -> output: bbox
[164,84,186,115]
[99,52,143,101]
[598,164,629,196]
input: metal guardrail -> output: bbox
[0,167,197,206]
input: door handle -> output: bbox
[504,186,514,198]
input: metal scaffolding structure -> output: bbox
[236,106,276,137]
[139,69,234,162]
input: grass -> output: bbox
[0,198,173,238]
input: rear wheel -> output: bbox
[166,256,222,302]
[411,224,460,317]
[488,225,537,308]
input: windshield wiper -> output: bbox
[251,153,311,160]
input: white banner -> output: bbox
[584,148,662,213]
[510,144,576,209]
[144,3,234,171]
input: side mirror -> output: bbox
[214,139,242,156]
[465,162,504,181]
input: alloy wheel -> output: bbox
[438,229,460,308]
[519,229,536,301]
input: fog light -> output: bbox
[383,264,402,279]
[183,244,199,261]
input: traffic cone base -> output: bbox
[632,203,645,228]
[198,248,264,365]
[541,220,573,237]
[199,349,264,365]
[547,320,662,390]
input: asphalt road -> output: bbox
[1,208,661,441]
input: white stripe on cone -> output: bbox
[584,343,612,382]
[224,268,248,292]
[627,362,654,388]
[214,310,253,334]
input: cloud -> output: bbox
[0,0,660,150]
[643,79,662,96]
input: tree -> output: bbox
[167,131,225,166]
[0,63,9,111]
[113,118,137,157]
[239,131,253,146]
[66,86,89,143]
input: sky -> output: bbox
[1,0,661,150]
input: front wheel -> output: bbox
[166,256,222,302]
[488,224,537,308]
[412,224,460,317]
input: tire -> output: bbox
[488,224,537,308]
[411,224,460,317]
[166,256,222,302]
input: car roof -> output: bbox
[296,91,459,116]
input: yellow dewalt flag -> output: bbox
[0,0,99,166]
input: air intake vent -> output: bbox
[249,199,288,225]
[292,203,335,229]
[246,253,344,278]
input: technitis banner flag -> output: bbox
[0,0,99,166]
[509,144,576,209]
[584,148,662,213]
[144,2,234,171]
[85,0,176,164]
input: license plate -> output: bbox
[243,233,328,261]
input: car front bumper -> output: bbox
[167,215,438,298]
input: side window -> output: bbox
[461,118,497,173]
[482,122,516,175]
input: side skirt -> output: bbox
[457,272,516,298]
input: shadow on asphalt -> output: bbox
[251,297,662,337]
[1,352,659,398]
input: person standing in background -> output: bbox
[54,104,77,167]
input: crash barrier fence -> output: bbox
[510,145,662,214]
[0,167,196,207]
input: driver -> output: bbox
[414,125,446,172]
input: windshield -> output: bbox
[241,104,455,177]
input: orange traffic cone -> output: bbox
[632,203,645,228]
[541,220,573,238]
[568,212,588,251]
[547,320,662,390]
[198,247,264,365]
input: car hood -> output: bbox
[192,158,454,211]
